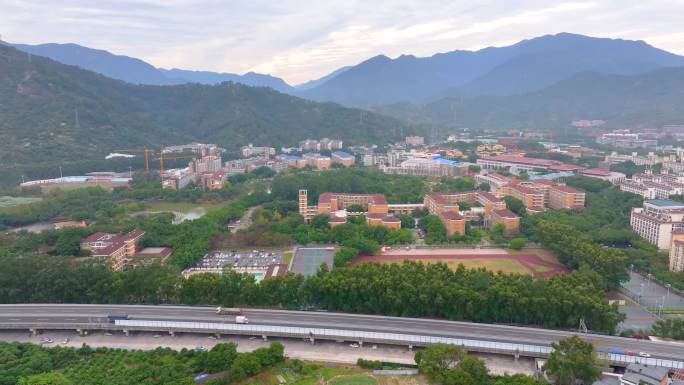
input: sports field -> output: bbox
[291,247,335,276]
[355,248,568,278]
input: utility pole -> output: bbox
[59,166,63,178]
[74,108,80,129]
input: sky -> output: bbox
[2,0,684,84]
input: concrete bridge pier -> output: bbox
[408,344,413,351]
[358,341,363,347]
[214,333,221,340]
[262,335,268,342]
[29,328,38,336]
[123,330,129,337]
[169,330,175,337]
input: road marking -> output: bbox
[65,318,77,321]
[36,318,49,321]
[8,318,21,321]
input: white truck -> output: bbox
[235,316,249,324]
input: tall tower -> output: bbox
[299,189,308,220]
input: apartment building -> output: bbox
[631,199,684,249]
[80,230,145,270]
[331,151,355,167]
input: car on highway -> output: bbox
[638,352,652,358]
[62,338,70,344]
[349,343,360,348]
[104,332,113,336]
[195,346,206,352]
[40,338,53,344]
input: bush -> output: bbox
[357,358,383,369]
[508,237,527,250]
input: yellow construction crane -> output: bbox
[113,147,152,171]
[153,153,197,179]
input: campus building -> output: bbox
[80,230,146,270]
[489,209,521,236]
[298,190,400,228]
[240,144,276,158]
[302,153,332,169]
[477,155,581,173]
[331,151,355,167]
[424,191,511,236]
[630,199,684,250]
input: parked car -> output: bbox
[638,352,652,358]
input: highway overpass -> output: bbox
[1,304,683,369]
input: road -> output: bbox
[1,304,683,359]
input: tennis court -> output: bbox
[291,247,335,276]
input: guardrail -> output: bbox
[2,320,683,370]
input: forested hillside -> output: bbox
[377,66,684,129]
[0,44,410,166]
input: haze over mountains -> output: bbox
[0,44,408,165]
[13,33,684,109]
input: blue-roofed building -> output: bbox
[332,151,355,167]
[644,199,684,207]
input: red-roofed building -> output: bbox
[81,230,146,270]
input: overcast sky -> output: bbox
[2,0,684,84]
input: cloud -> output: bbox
[1,0,683,84]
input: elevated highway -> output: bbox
[1,304,682,368]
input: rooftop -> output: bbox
[493,208,519,218]
[645,199,684,207]
[441,211,464,220]
[332,151,353,159]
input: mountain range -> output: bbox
[14,33,684,109]
[375,66,684,129]
[12,43,297,93]
[0,43,409,165]
[299,33,684,106]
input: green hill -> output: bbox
[377,66,684,129]
[0,44,409,167]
